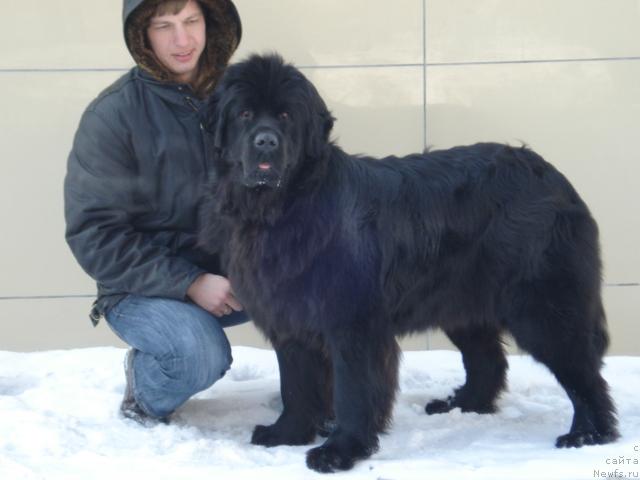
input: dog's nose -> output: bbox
[254,131,279,152]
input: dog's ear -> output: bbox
[321,110,335,141]
[305,83,335,158]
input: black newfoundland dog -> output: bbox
[200,54,618,473]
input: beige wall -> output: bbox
[0,1,638,354]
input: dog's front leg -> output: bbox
[306,327,399,473]
[251,338,333,447]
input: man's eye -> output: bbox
[240,110,253,119]
[278,112,290,120]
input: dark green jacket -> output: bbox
[64,0,241,323]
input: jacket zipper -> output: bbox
[184,95,211,175]
[184,96,207,131]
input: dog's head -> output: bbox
[208,53,335,190]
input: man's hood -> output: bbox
[122,0,242,96]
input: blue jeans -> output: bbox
[105,295,249,418]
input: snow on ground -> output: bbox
[0,346,638,480]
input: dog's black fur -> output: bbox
[199,54,619,473]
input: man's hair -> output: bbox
[132,0,194,32]
[155,0,189,17]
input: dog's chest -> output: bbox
[228,221,314,290]
[225,218,348,327]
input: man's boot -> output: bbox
[120,349,167,427]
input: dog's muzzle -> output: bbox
[243,129,284,188]
[244,162,282,188]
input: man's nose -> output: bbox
[173,26,189,47]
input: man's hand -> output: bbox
[187,273,243,317]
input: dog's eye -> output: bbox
[239,110,253,120]
[278,112,290,121]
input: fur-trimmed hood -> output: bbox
[123,0,241,96]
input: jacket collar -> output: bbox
[135,67,206,113]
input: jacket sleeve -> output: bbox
[64,108,205,300]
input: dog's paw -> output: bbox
[425,395,495,415]
[556,429,619,448]
[251,424,279,447]
[425,397,455,415]
[306,444,356,473]
[306,432,376,473]
[251,423,314,447]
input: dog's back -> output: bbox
[322,142,600,336]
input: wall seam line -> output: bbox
[2,55,640,74]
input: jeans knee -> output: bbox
[108,296,234,397]
[173,333,233,392]
[201,341,233,387]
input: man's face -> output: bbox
[147,0,206,84]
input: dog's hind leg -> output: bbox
[507,202,618,447]
[251,338,333,447]
[509,295,619,448]
[426,326,507,415]
[306,327,400,473]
